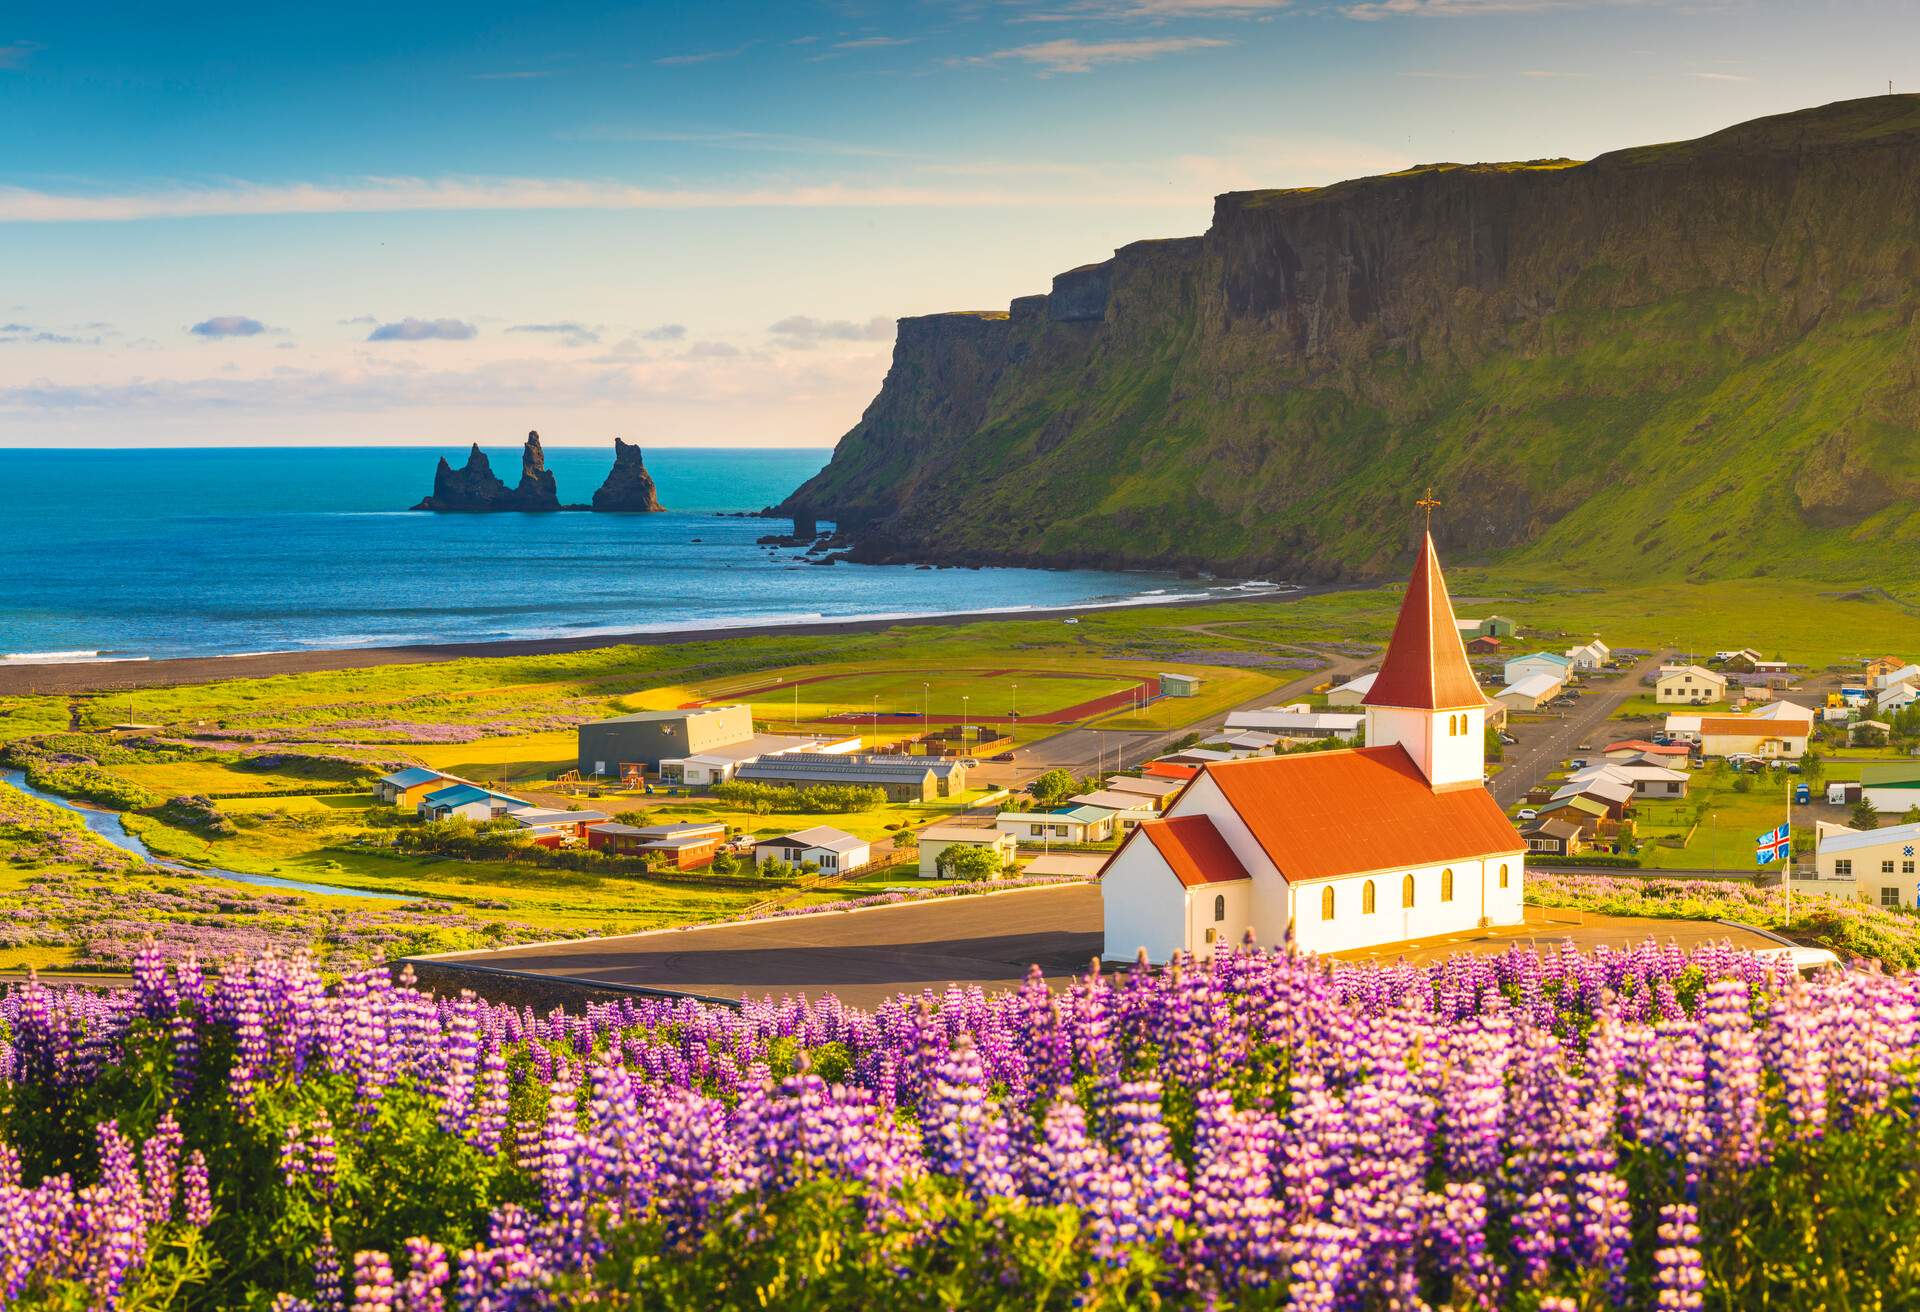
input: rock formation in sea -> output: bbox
[589,438,665,512]
[413,432,564,511]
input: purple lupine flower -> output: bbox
[350,1249,397,1312]
[1654,1202,1705,1310]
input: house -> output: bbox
[1864,656,1909,685]
[1696,715,1810,760]
[1068,789,1160,831]
[915,823,1018,878]
[1549,777,1634,818]
[1749,699,1816,725]
[1879,685,1920,715]
[1871,663,1920,692]
[1523,817,1586,857]
[509,808,609,847]
[577,705,756,776]
[1466,635,1503,655]
[1324,673,1378,708]
[754,826,871,873]
[657,733,856,787]
[1156,749,1240,766]
[1751,660,1791,678]
[1663,714,1704,742]
[1714,648,1763,668]
[1603,740,1692,764]
[1143,761,1201,781]
[1656,665,1728,705]
[733,754,945,802]
[1569,762,1688,799]
[417,783,528,823]
[1565,641,1610,672]
[587,821,727,869]
[1503,652,1572,687]
[1813,821,1920,908]
[1496,673,1564,712]
[1203,731,1282,755]
[1103,774,1187,809]
[998,805,1117,846]
[1455,616,1517,640]
[1098,530,1524,962]
[1159,672,1202,698]
[1850,719,1893,745]
[1222,707,1366,742]
[1535,793,1611,832]
[375,766,458,809]
[1860,764,1920,817]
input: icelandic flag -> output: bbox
[1755,823,1791,865]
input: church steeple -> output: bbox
[1363,524,1488,790]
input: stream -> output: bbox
[2,768,410,901]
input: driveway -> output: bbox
[1489,652,1669,808]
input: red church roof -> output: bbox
[1132,814,1250,887]
[1363,532,1487,712]
[1202,745,1523,882]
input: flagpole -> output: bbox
[1784,773,1793,929]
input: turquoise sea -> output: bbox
[0,446,1240,663]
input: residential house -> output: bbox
[915,823,1018,878]
[1863,656,1908,685]
[1503,652,1572,687]
[1535,793,1611,833]
[1103,774,1186,810]
[586,821,727,869]
[375,766,458,809]
[1143,761,1201,781]
[1656,665,1728,705]
[998,805,1117,846]
[1568,762,1689,799]
[1714,648,1763,668]
[1098,531,1524,962]
[1548,777,1634,819]
[1696,714,1810,760]
[1813,821,1920,908]
[1523,817,1586,857]
[417,784,528,823]
[1603,740,1692,764]
[1496,673,1564,711]
[1565,641,1610,672]
[755,826,872,873]
[1850,719,1893,745]
[509,809,609,848]
[1068,789,1160,832]
[1466,635,1504,655]
[1203,731,1282,755]
[1324,672,1378,708]
[1871,662,1920,692]
[1879,684,1920,716]
[1455,616,1517,639]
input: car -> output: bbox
[1569,758,1588,768]
[1517,808,1538,821]
[1499,732,1518,745]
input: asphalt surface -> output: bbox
[410,883,1106,1009]
[1488,651,1670,807]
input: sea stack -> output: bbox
[590,438,665,512]
[413,432,563,511]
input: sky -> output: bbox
[1,0,1915,448]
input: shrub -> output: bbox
[712,781,887,814]
[936,843,1002,882]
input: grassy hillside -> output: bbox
[784,96,1920,592]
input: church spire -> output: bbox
[1362,529,1486,712]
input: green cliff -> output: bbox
[780,96,1920,583]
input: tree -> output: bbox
[1801,750,1825,785]
[1028,768,1076,806]
[937,843,1002,882]
[1484,724,1505,762]
[1851,798,1880,832]
[1733,773,1753,794]
[709,848,737,875]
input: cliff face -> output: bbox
[591,438,665,511]
[782,96,1920,582]
[414,432,563,511]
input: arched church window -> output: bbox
[1498,863,1510,889]
[1402,874,1416,908]
[1441,867,1455,902]
[1362,880,1376,914]
[1321,887,1335,920]
[1214,894,1226,922]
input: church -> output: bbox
[1099,531,1527,961]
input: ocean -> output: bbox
[0,446,1248,663]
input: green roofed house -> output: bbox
[995,804,1117,846]
[1861,763,1920,816]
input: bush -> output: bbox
[936,843,1002,882]
[712,781,887,814]
[154,794,238,838]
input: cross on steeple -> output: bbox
[1416,486,1442,531]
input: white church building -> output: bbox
[1100,532,1526,961]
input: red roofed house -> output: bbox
[1100,531,1526,961]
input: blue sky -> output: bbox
[1,0,1914,446]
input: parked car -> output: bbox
[1499,732,1518,745]
[1517,808,1538,821]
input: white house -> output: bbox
[1496,673,1563,711]
[1568,762,1690,799]
[997,805,1117,846]
[1503,652,1572,687]
[658,733,859,786]
[1814,821,1920,908]
[1565,641,1610,672]
[1102,775,1186,809]
[1324,672,1378,709]
[1871,663,1920,692]
[1221,707,1366,742]
[1879,684,1920,715]
[1697,715,1809,760]
[915,823,1018,878]
[754,826,871,872]
[417,783,529,823]
[1100,531,1525,963]
[1069,789,1162,831]
[1656,665,1728,705]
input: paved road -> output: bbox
[1489,651,1669,807]
[407,882,1104,1010]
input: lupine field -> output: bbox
[6,938,1920,1310]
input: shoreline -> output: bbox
[0,584,1340,696]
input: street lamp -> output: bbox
[1012,683,1018,719]
[922,682,930,740]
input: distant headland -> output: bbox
[411,432,664,512]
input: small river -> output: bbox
[2,768,410,901]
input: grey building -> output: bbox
[577,704,754,775]
[733,754,940,803]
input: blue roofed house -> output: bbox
[1502,652,1572,687]
[418,783,529,823]
[995,804,1118,846]
[375,766,459,809]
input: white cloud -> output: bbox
[506,321,602,346]
[768,315,895,346]
[1693,71,1752,82]
[366,317,477,342]
[834,36,915,49]
[1013,0,1289,17]
[963,36,1232,74]
[0,174,1207,222]
[189,315,268,338]
[641,323,688,341]
[686,341,742,358]
[654,44,754,66]
[1343,0,1568,17]
[0,40,42,70]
